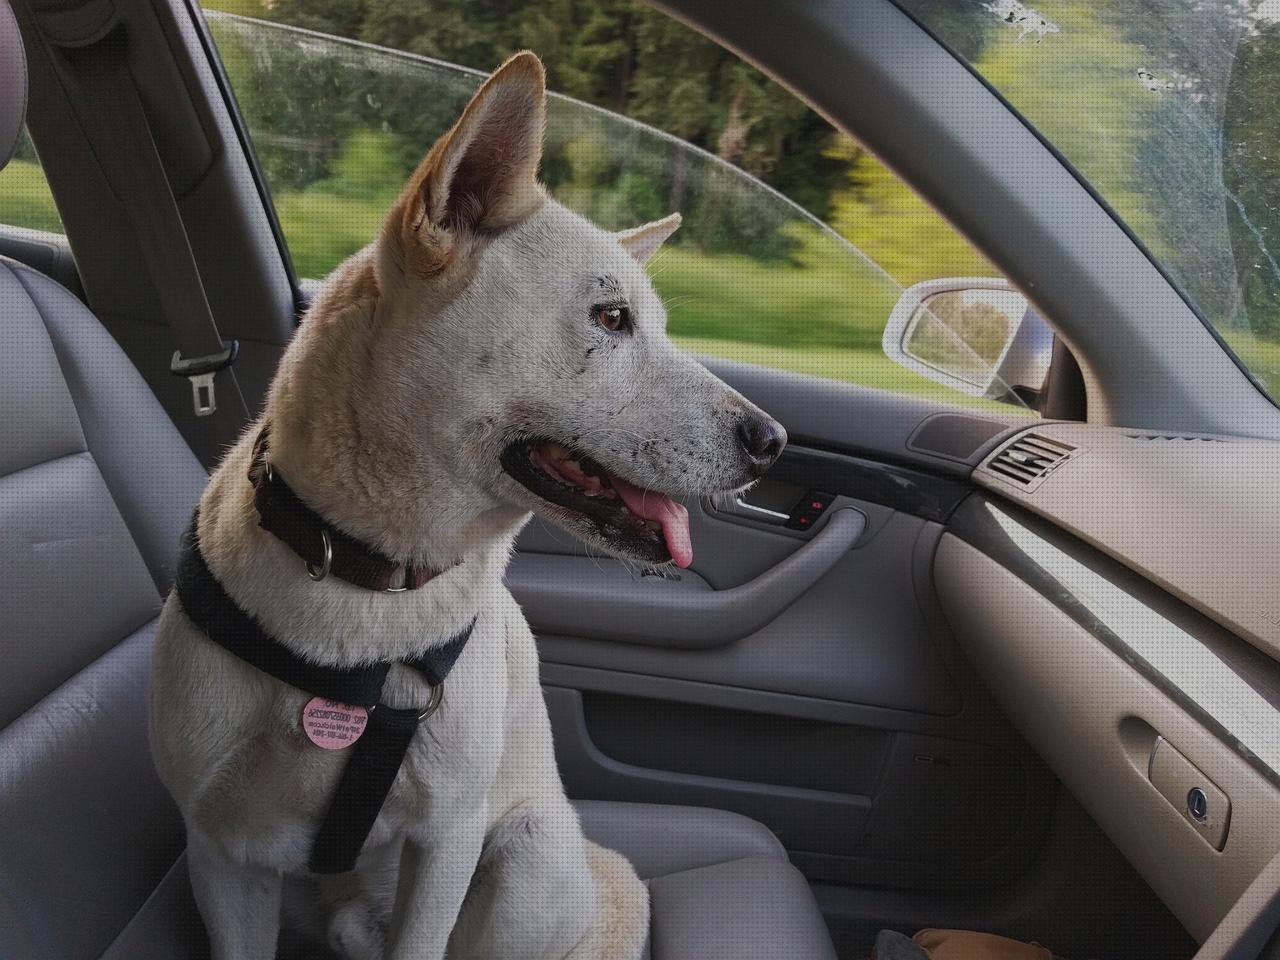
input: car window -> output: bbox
[200,0,1034,414]
[896,0,1280,404]
[0,128,62,234]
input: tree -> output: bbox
[825,135,994,285]
[252,0,845,221]
[1224,18,1280,339]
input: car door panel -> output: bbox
[515,357,1056,891]
[508,503,866,649]
[526,503,961,715]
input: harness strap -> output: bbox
[307,705,422,875]
[175,522,390,706]
[175,514,476,873]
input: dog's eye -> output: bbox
[592,304,631,333]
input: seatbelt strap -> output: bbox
[65,29,250,432]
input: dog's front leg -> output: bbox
[187,831,284,960]
[386,812,486,960]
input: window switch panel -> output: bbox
[784,490,835,530]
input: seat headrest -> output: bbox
[1,0,27,172]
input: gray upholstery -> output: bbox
[0,11,835,953]
[94,803,836,960]
[576,800,786,880]
[648,857,838,960]
[580,803,837,959]
[0,0,24,170]
[0,255,205,960]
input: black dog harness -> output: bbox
[175,431,475,874]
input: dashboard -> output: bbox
[937,422,1280,942]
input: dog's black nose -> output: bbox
[736,415,787,476]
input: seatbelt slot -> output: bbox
[170,341,239,417]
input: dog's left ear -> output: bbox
[391,51,547,271]
[617,213,682,263]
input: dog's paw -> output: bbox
[326,897,387,960]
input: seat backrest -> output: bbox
[0,4,208,954]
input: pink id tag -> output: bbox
[302,697,369,750]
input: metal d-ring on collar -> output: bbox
[251,427,458,593]
[264,457,420,593]
[262,461,333,583]
[306,527,333,582]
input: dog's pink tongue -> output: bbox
[611,476,693,568]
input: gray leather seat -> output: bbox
[0,3,836,957]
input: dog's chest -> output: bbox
[377,631,510,820]
[183,615,510,863]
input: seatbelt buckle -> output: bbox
[170,341,239,417]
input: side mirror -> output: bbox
[882,278,1054,407]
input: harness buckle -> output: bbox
[170,340,239,417]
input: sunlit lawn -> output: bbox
[0,159,64,234]
[648,238,899,353]
[675,336,1028,414]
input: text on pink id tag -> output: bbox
[302,697,369,750]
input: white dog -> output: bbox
[149,51,786,960]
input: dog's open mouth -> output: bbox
[500,439,693,567]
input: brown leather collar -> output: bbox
[248,427,450,592]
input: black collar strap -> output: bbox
[175,513,475,873]
[248,426,453,592]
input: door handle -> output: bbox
[718,496,792,524]
[711,487,837,530]
[507,508,866,648]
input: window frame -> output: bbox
[186,0,306,313]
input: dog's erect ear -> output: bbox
[393,51,546,268]
[616,213,682,263]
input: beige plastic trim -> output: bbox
[1193,846,1280,959]
[936,534,1280,940]
[975,423,1280,663]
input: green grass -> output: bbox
[649,229,900,353]
[203,0,267,13]
[675,336,1029,414]
[275,191,387,281]
[0,159,63,233]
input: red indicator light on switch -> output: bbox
[811,501,823,510]
[799,516,811,525]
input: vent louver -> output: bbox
[984,433,1076,489]
[1124,433,1224,442]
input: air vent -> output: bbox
[984,433,1076,489]
[1125,433,1224,442]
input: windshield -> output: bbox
[897,0,1280,404]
